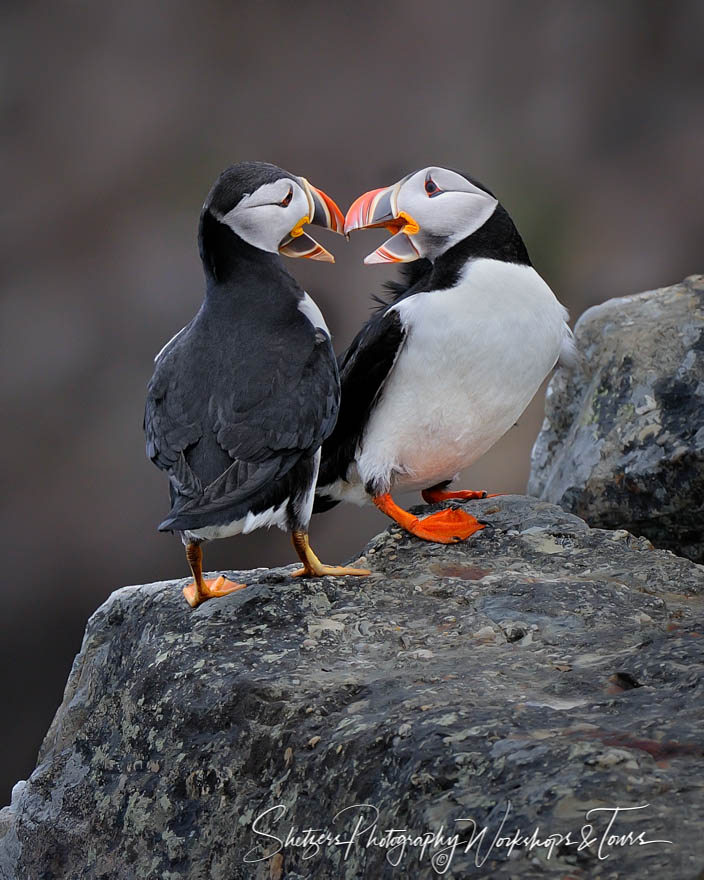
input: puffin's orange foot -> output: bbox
[373,492,485,544]
[410,508,485,543]
[182,575,246,608]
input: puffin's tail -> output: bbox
[158,511,202,532]
[157,500,228,532]
[158,501,240,533]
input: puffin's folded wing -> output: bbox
[148,330,340,530]
[158,457,283,530]
[214,329,340,462]
[317,308,406,490]
[144,369,203,472]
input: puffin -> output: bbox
[314,166,575,542]
[144,161,369,608]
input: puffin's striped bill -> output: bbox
[345,176,421,263]
[309,185,345,233]
[279,231,335,262]
[298,177,345,234]
[364,232,420,265]
[344,186,396,235]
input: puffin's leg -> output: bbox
[373,493,484,544]
[290,531,370,578]
[182,541,246,608]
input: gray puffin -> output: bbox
[315,166,575,542]
[145,161,369,607]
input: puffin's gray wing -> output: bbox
[144,327,339,529]
[212,329,339,462]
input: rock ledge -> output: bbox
[1,496,703,879]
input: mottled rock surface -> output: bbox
[529,274,704,563]
[2,496,704,879]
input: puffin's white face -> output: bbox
[345,166,498,264]
[215,176,344,262]
[220,178,308,252]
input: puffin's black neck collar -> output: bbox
[198,208,279,284]
[428,204,532,290]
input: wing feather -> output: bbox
[317,307,406,490]
[145,325,339,526]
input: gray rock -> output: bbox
[528,274,704,563]
[1,496,703,879]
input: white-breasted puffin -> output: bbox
[145,161,369,607]
[314,166,575,542]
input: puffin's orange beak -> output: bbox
[344,182,421,264]
[344,186,399,235]
[279,179,345,262]
[308,184,345,234]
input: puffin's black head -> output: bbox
[344,166,526,266]
[199,161,344,279]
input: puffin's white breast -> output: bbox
[356,259,570,492]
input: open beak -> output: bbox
[344,180,420,264]
[278,179,345,263]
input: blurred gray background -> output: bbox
[2,0,703,803]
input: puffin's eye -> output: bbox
[280,187,293,207]
[424,177,441,197]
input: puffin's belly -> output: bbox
[358,339,541,490]
[356,261,567,491]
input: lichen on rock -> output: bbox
[529,274,704,563]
